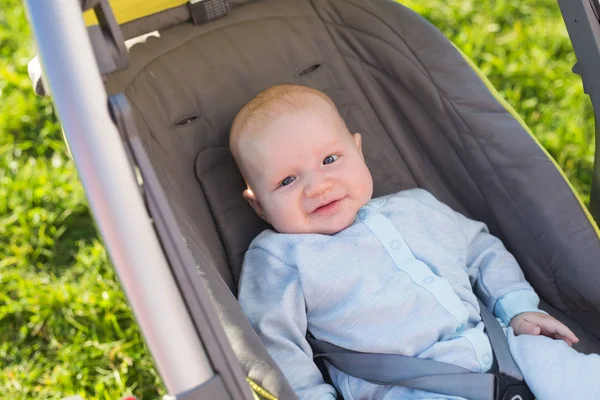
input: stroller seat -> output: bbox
[100,0,600,397]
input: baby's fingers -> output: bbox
[544,325,579,345]
[532,315,579,345]
[551,332,573,347]
[512,318,541,336]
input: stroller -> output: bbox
[25,0,600,398]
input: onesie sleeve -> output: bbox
[451,211,547,325]
[238,246,338,400]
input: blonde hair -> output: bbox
[229,84,338,166]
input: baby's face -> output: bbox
[240,107,373,235]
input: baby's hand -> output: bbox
[509,312,579,346]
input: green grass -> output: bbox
[0,0,595,399]
[0,1,163,399]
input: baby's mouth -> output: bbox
[312,197,345,214]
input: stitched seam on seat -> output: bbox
[340,51,484,201]
[352,60,421,186]
[323,19,431,81]
[119,15,322,89]
[440,100,569,310]
[321,0,438,83]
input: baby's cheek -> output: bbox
[268,201,303,233]
[356,169,373,201]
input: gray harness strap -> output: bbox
[478,299,523,381]
[309,299,525,400]
[309,338,495,400]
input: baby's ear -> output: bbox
[243,188,267,220]
[353,133,363,155]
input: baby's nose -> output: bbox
[304,174,332,197]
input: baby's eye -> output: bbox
[323,155,338,165]
[281,176,296,187]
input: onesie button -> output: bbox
[423,276,434,285]
[390,240,401,250]
[357,209,367,220]
[482,354,492,366]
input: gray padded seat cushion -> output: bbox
[105,0,600,396]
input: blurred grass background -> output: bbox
[0,0,595,398]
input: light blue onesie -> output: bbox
[238,189,600,399]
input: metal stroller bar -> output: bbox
[23,0,214,395]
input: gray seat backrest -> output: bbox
[105,0,600,396]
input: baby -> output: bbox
[231,84,599,399]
